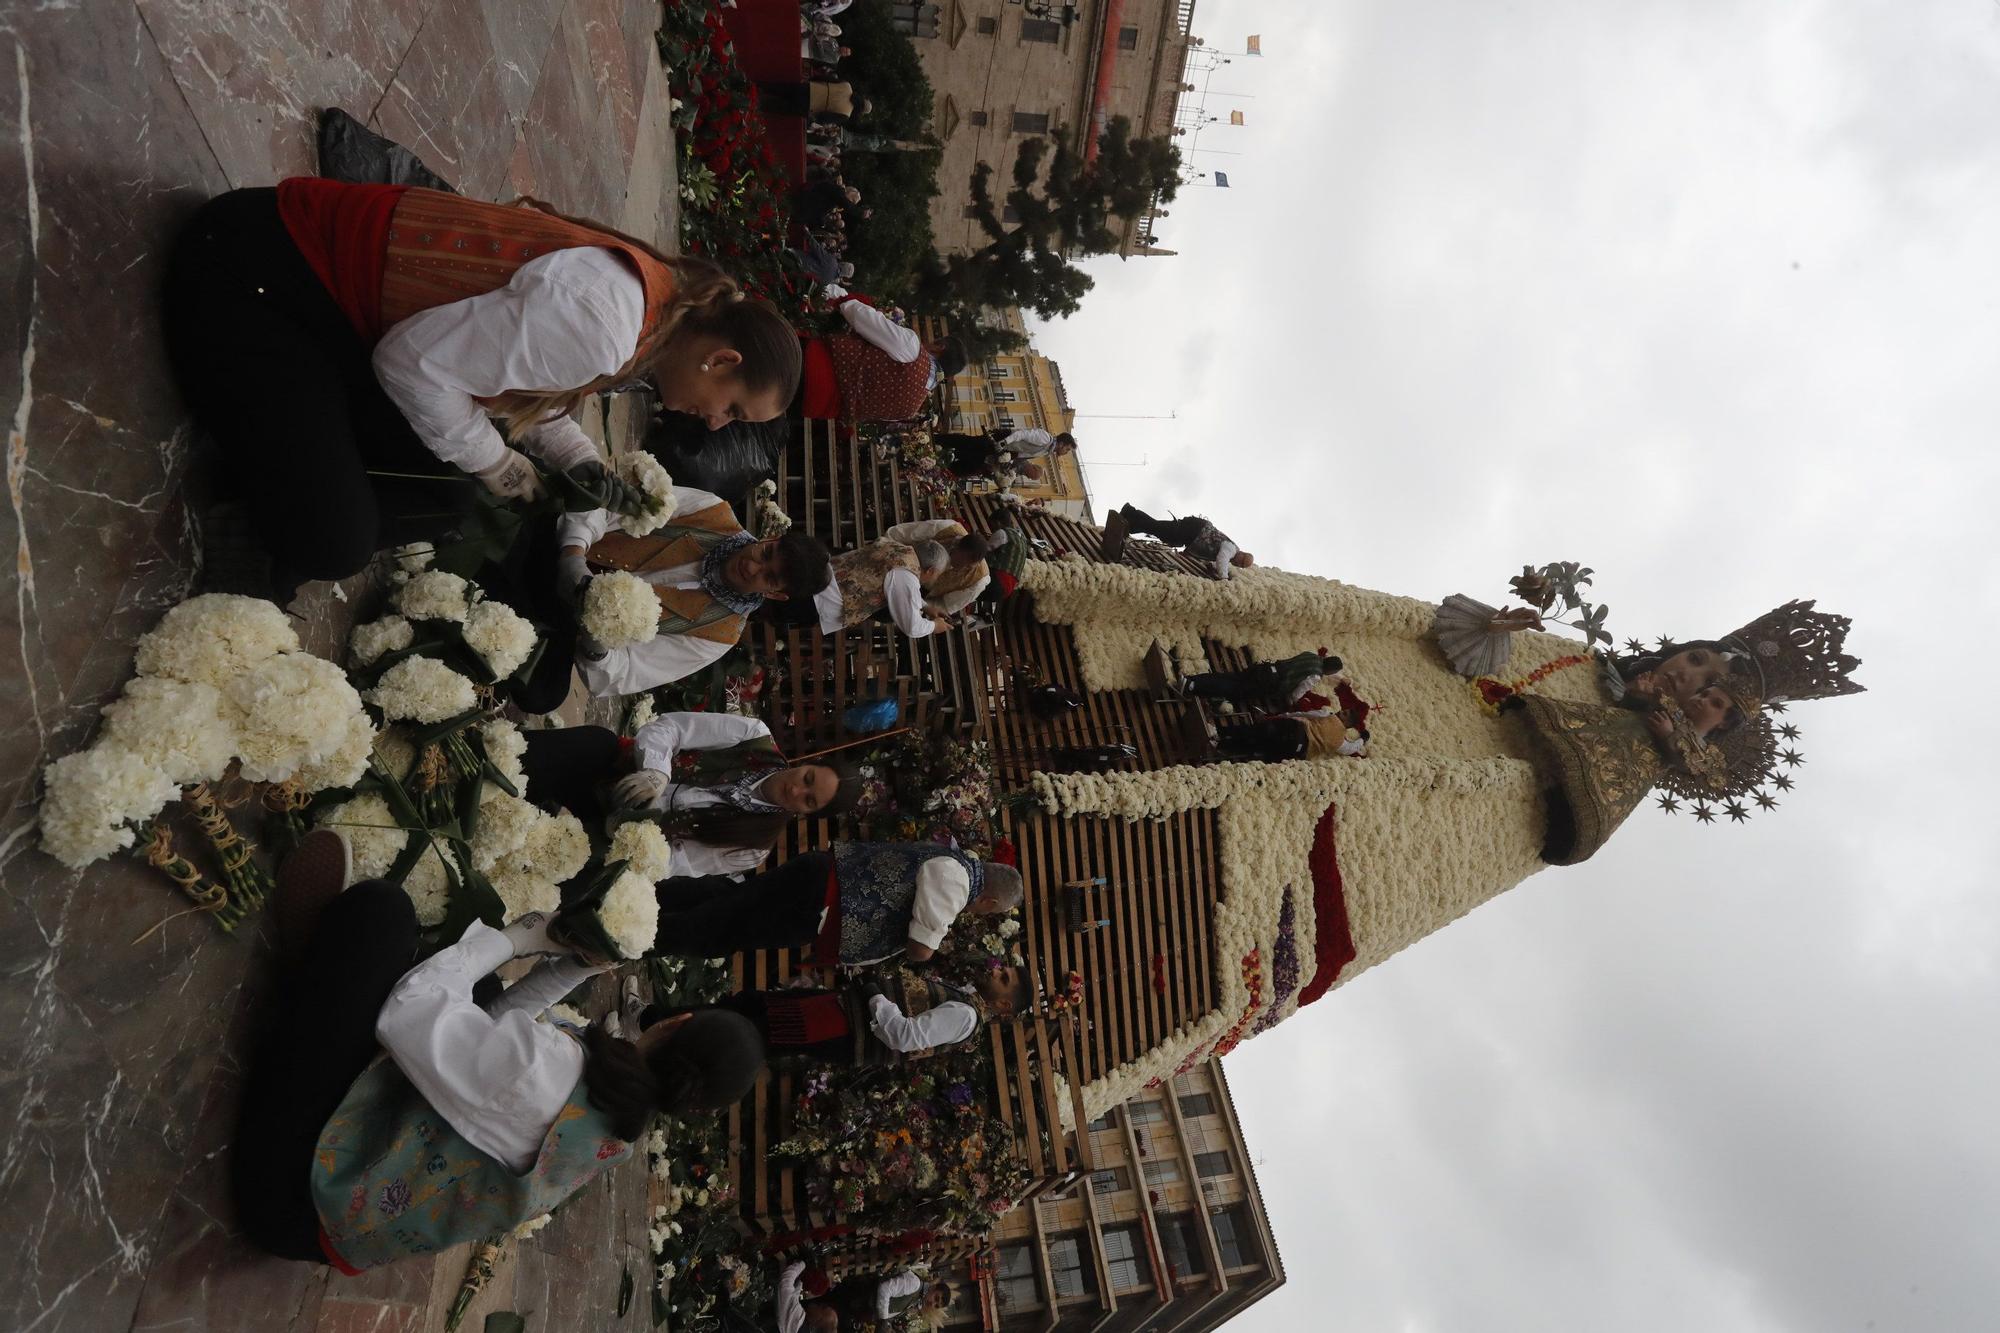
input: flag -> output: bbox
[1229,110,1245,126]
[1214,171,1231,188]
[1245,35,1262,55]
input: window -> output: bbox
[1020,18,1062,43]
[987,363,1015,378]
[1158,1214,1208,1281]
[1118,24,1140,49]
[1012,111,1051,134]
[1129,1099,1166,1125]
[993,388,1020,403]
[1195,1150,1231,1177]
[1102,1224,1147,1292]
[1047,1235,1095,1299]
[1143,1159,1181,1186]
[1087,1111,1119,1132]
[1091,1167,1129,1195]
[1213,1205,1261,1270]
[997,1244,1039,1311]
[1178,1093,1216,1118]
[969,109,989,126]
[977,16,998,34]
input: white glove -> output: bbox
[501,911,563,956]
[556,549,591,599]
[474,447,545,502]
[613,769,671,807]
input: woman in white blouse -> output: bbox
[163,180,801,605]
[231,869,763,1269]
[519,710,862,877]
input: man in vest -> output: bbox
[812,536,952,638]
[656,962,1032,1070]
[800,286,968,422]
[643,841,1024,965]
[480,483,831,713]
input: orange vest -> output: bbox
[584,500,751,646]
[379,189,681,386]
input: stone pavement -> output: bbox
[0,1,678,1328]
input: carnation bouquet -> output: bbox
[551,837,667,962]
[613,452,678,537]
[348,556,547,687]
[36,594,378,929]
[580,570,662,650]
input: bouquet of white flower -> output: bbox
[614,453,678,537]
[580,570,661,650]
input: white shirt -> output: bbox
[559,485,746,695]
[867,992,979,1053]
[374,922,597,1174]
[812,565,933,636]
[631,711,782,877]
[822,286,941,389]
[997,427,1055,460]
[776,1261,808,1333]
[906,858,973,952]
[873,1271,926,1320]
[373,247,646,474]
[1213,539,1240,580]
[884,520,991,614]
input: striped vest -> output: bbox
[831,539,921,629]
[379,188,681,387]
[849,972,982,1067]
[311,1058,629,1272]
[585,500,751,646]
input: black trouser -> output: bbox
[932,431,995,475]
[475,514,579,715]
[232,882,420,1262]
[1120,505,1211,549]
[1216,718,1309,763]
[756,81,815,117]
[651,851,834,958]
[1185,663,1287,705]
[162,189,473,597]
[520,725,620,823]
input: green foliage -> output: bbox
[913,116,1181,319]
[836,0,936,138]
[841,147,942,302]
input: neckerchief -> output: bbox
[698,532,764,617]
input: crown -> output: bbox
[1719,599,1864,705]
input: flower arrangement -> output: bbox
[395,570,474,624]
[609,819,676,882]
[615,452,679,537]
[366,655,479,725]
[851,732,998,857]
[132,592,300,687]
[751,479,793,539]
[349,614,413,667]
[581,570,661,650]
[460,600,538,680]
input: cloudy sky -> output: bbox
[1029,2,2000,1329]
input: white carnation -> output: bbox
[226,653,369,784]
[615,453,679,537]
[38,745,181,868]
[479,719,529,790]
[133,594,299,688]
[401,837,459,926]
[396,571,474,624]
[469,787,541,873]
[524,809,591,882]
[391,542,435,573]
[608,820,675,882]
[372,725,418,783]
[316,792,406,881]
[98,677,236,785]
[462,600,538,681]
[484,807,589,920]
[513,1212,554,1241]
[368,656,477,724]
[626,694,656,732]
[350,615,414,667]
[490,864,563,920]
[579,571,659,650]
[596,869,660,959]
[290,709,379,793]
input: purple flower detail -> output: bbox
[376,1179,414,1217]
[1252,888,1300,1035]
[946,1082,974,1106]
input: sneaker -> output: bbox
[272,829,352,956]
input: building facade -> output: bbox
[943,310,1090,519]
[909,0,1200,257]
[941,1058,1283,1332]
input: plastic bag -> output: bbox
[316,108,456,191]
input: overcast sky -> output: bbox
[1029,2,2000,1329]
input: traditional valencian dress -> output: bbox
[812,537,932,636]
[798,292,937,422]
[165,181,683,593]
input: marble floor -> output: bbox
[0,0,678,1328]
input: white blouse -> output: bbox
[631,711,784,878]
[372,246,647,475]
[373,922,598,1173]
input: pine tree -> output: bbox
[915,117,1181,319]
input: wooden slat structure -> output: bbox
[717,425,1226,1269]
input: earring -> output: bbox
[700,362,712,372]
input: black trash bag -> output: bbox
[316,108,457,191]
[643,410,792,497]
